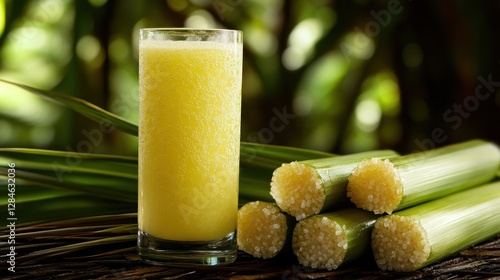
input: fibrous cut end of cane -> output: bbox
[371,215,431,272]
[270,162,325,220]
[237,201,288,259]
[292,216,348,271]
[347,158,403,214]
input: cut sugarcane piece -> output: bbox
[239,143,335,204]
[237,201,295,259]
[347,139,500,214]
[270,150,398,220]
[371,180,500,272]
[292,208,379,270]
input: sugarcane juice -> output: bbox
[138,39,242,241]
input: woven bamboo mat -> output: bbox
[2,230,500,280]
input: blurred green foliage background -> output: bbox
[0,0,499,155]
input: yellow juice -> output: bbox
[138,39,242,241]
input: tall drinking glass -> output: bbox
[137,28,242,266]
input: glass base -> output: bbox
[137,230,237,266]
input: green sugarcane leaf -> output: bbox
[0,148,138,202]
[0,175,71,202]
[0,79,138,136]
[1,170,137,203]
[0,148,137,178]
[1,193,135,226]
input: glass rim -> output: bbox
[139,27,242,34]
